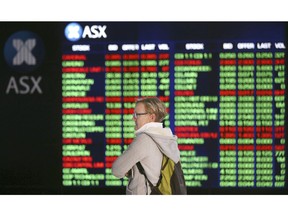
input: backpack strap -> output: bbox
[136,161,155,189]
[136,132,165,191]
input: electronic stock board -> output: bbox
[0,22,287,194]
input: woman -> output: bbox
[112,97,180,195]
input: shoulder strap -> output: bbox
[136,132,165,188]
[136,161,155,189]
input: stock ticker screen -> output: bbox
[0,22,287,194]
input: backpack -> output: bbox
[136,155,187,195]
[136,134,187,195]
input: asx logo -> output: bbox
[4,31,45,72]
[64,22,107,42]
[4,31,45,94]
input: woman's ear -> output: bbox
[150,113,156,122]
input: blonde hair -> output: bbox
[136,97,167,122]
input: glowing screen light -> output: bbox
[61,22,287,193]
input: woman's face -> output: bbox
[133,102,155,130]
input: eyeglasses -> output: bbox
[133,112,148,119]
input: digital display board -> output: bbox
[0,22,287,194]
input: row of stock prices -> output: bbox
[61,25,286,191]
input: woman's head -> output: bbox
[133,97,168,130]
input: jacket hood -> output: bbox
[140,126,180,163]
